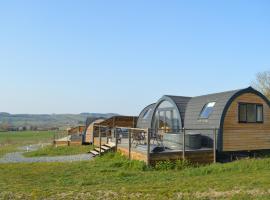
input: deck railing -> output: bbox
[93,125,218,165]
[53,131,69,141]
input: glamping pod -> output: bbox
[137,87,270,156]
[184,87,270,152]
[136,103,155,129]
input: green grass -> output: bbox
[1,153,270,199]
[24,145,93,157]
[0,131,57,157]
[1,131,270,199]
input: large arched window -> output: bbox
[152,100,181,133]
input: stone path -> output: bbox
[0,144,93,164]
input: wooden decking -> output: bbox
[93,137,215,165]
[54,136,82,146]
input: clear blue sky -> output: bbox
[0,1,269,115]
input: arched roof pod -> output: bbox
[137,103,156,129]
[184,87,270,151]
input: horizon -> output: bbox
[1,1,270,115]
[0,85,261,115]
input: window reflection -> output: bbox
[153,100,181,133]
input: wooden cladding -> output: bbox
[99,116,138,128]
[223,93,270,151]
[68,126,86,135]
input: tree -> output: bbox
[253,71,270,99]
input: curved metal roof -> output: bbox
[164,95,192,127]
[136,103,156,129]
[184,89,241,129]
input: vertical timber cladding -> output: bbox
[223,93,270,151]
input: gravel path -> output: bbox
[0,144,93,164]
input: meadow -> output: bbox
[0,131,92,158]
[1,131,270,200]
[0,131,56,157]
[24,145,92,157]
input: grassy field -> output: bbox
[24,145,93,157]
[0,131,57,157]
[1,131,270,199]
[1,153,270,199]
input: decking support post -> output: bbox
[147,129,151,166]
[99,126,102,157]
[128,129,131,160]
[182,128,186,160]
[115,128,118,152]
[213,128,217,163]
[106,128,109,144]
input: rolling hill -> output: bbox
[0,112,118,130]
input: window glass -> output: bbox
[239,104,247,122]
[238,103,263,123]
[257,105,263,122]
[247,104,256,122]
[199,102,216,119]
[153,100,181,133]
[159,111,165,129]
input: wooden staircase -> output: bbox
[89,142,116,157]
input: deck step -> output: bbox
[101,146,110,151]
[90,143,116,157]
[94,148,105,153]
[104,142,116,148]
[90,150,99,156]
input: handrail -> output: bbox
[115,126,148,131]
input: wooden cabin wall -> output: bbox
[99,117,138,128]
[68,126,85,135]
[85,124,95,143]
[223,93,270,151]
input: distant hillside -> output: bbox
[0,112,118,131]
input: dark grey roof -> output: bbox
[165,95,192,126]
[184,89,241,129]
[136,103,156,129]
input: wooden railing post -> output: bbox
[115,128,118,152]
[147,129,151,166]
[182,128,186,160]
[106,128,109,144]
[99,126,102,157]
[213,128,217,163]
[128,129,131,160]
